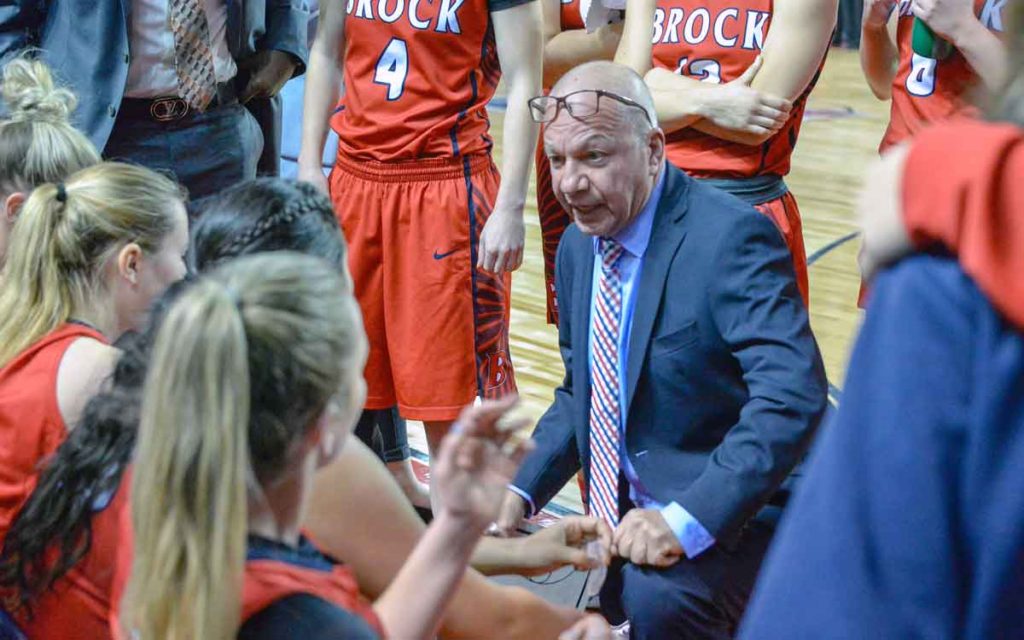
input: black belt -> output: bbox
[118,82,238,123]
[695,174,789,206]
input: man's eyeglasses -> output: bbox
[528,90,653,126]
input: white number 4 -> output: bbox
[374,38,409,101]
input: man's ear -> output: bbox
[4,192,25,222]
[116,243,143,285]
[648,128,666,176]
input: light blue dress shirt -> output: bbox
[512,170,715,559]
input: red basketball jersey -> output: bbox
[880,0,1005,152]
[0,323,107,537]
[242,556,385,637]
[12,482,129,640]
[332,0,525,162]
[560,0,584,31]
[649,0,823,178]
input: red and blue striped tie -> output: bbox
[589,238,625,528]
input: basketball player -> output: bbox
[298,0,543,466]
[615,0,838,305]
[861,0,1007,152]
[857,0,1005,306]
[536,0,622,324]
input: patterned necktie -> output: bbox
[169,0,218,110]
[589,237,625,529]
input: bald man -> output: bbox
[498,62,827,638]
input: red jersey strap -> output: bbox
[902,119,1024,330]
[560,0,584,31]
[241,560,385,638]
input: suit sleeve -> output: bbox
[0,0,45,62]
[511,234,582,514]
[739,256,980,639]
[259,0,309,75]
[901,120,1024,330]
[678,210,828,542]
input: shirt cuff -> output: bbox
[661,502,716,559]
[508,485,537,518]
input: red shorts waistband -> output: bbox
[334,152,494,183]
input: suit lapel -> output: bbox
[625,167,690,414]
[574,235,595,468]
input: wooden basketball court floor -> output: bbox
[408,49,889,515]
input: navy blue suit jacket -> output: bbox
[0,0,308,160]
[513,164,828,545]
[740,255,1024,639]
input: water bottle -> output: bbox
[912,18,954,59]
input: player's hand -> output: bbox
[512,517,613,576]
[612,509,684,568]
[857,143,913,281]
[493,490,529,537]
[478,206,525,274]
[702,57,792,136]
[240,50,298,103]
[863,0,897,30]
[559,614,615,640]
[432,396,534,533]
[297,161,330,194]
[911,0,978,42]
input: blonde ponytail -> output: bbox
[125,281,251,640]
[0,162,183,367]
[0,56,99,195]
[123,253,365,640]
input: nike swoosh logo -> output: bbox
[433,248,458,260]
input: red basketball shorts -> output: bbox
[755,191,810,307]
[330,153,516,422]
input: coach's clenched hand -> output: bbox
[612,509,683,568]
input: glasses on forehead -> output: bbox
[528,89,653,126]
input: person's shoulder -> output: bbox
[679,178,783,248]
[237,593,380,640]
[873,253,984,315]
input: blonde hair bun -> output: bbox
[2,58,76,124]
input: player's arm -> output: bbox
[481,0,543,274]
[690,0,839,145]
[297,0,346,193]
[542,0,622,87]
[914,0,1007,91]
[614,0,792,137]
[860,0,899,99]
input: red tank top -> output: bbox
[0,323,108,536]
[332,0,510,162]
[11,481,129,640]
[649,0,823,178]
[560,0,584,31]
[880,0,1005,151]
[242,543,385,637]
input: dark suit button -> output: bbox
[108,105,117,118]
[124,53,129,63]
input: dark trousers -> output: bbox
[601,509,779,640]
[354,407,411,464]
[104,101,264,206]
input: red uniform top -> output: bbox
[332,0,531,162]
[901,119,1024,329]
[10,482,129,640]
[0,323,107,536]
[560,0,584,31]
[242,546,385,638]
[649,0,822,178]
[880,0,1005,151]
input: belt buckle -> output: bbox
[149,97,189,122]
